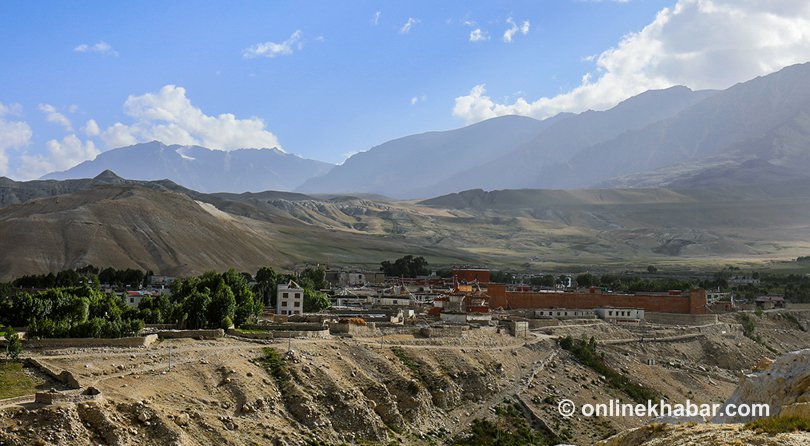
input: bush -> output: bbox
[221,316,234,330]
[4,327,23,359]
[745,416,810,434]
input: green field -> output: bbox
[0,361,43,399]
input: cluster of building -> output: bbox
[259,266,716,331]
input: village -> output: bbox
[3,261,810,445]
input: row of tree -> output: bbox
[0,266,333,338]
[12,266,153,289]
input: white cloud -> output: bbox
[400,17,419,34]
[0,104,32,176]
[410,95,427,106]
[73,41,118,56]
[242,30,303,59]
[16,135,98,180]
[469,28,490,42]
[455,0,810,124]
[99,85,282,151]
[0,103,23,117]
[372,11,381,26]
[38,104,73,132]
[503,17,530,43]
[83,119,101,137]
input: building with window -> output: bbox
[276,281,304,315]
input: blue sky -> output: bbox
[2,0,809,179]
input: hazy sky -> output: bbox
[2,0,809,180]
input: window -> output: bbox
[295,293,301,299]
[393,300,398,305]
[130,297,135,303]
[294,301,300,307]
[609,311,613,316]
[283,292,288,298]
[282,301,288,307]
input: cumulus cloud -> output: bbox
[400,17,419,34]
[38,104,73,132]
[82,119,101,137]
[16,135,98,180]
[99,85,282,151]
[503,17,530,43]
[242,30,304,59]
[454,0,810,124]
[469,29,490,42]
[73,41,118,56]
[0,103,33,176]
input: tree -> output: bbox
[253,267,278,307]
[380,255,429,277]
[647,265,658,274]
[303,288,331,313]
[207,280,236,328]
[4,326,23,359]
[576,273,599,288]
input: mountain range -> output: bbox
[43,62,810,198]
[298,62,810,197]
[43,142,334,193]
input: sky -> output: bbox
[1,0,810,180]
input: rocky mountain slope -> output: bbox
[3,172,810,279]
[299,62,810,198]
[43,141,334,193]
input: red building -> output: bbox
[452,267,490,284]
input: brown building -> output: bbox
[485,284,707,315]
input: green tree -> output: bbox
[303,288,331,313]
[253,267,278,307]
[380,255,429,277]
[207,280,236,329]
[4,326,23,359]
[576,273,599,288]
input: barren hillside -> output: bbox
[2,310,810,445]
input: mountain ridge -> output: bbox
[43,141,334,193]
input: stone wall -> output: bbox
[156,329,224,339]
[24,334,158,350]
[419,325,467,338]
[645,312,718,326]
[26,358,82,389]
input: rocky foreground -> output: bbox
[1,313,810,445]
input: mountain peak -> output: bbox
[92,170,126,184]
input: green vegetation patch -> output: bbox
[558,336,660,403]
[745,416,810,435]
[0,361,42,399]
[782,313,807,332]
[452,401,560,445]
[391,347,422,378]
[256,347,291,388]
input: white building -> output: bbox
[594,307,644,322]
[534,308,594,319]
[276,281,304,315]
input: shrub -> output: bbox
[221,316,234,330]
[745,416,810,435]
[4,327,23,359]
